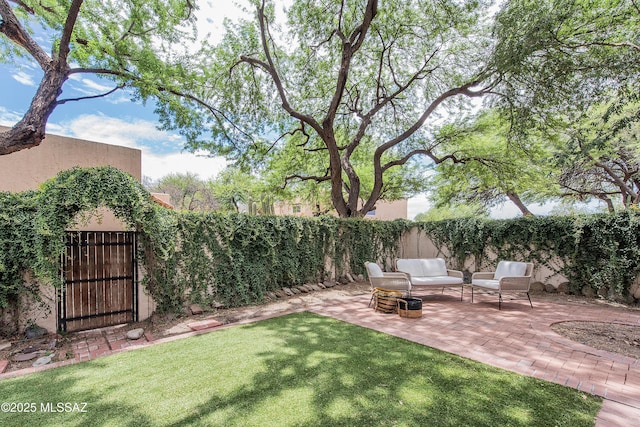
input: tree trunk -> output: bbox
[506,192,534,216]
[0,62,69,155]
[598,195,615,213]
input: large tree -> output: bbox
[427,111,557,216]
[553,97,640,211]
[261,128,430,214]
[0,0,197,154]
[148,172,219,211]
[159,0,498,217]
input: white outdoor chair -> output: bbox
[364,261,412,307]
[471,261,534,309]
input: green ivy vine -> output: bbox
[416,212,640,300]
[2,165,639,329]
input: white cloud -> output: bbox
[407,195,431,220]
[12,71,36,86]
[78,78,115,93]
[58,114,157,149]
[143,151,227,182]
[50,114,227,181]
[194,0,252,44]
[0,106,23,126]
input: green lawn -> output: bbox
[0,312,600,426]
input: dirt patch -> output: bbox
[551,321,640,360]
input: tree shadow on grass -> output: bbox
[166,312,600,427]
[0,359,155,427]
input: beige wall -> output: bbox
[364,199,408,220]
[0,125,141,192]
[0,126,142,231]
[1,126,157,331]
[401,227,566,287]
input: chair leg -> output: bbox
[498,293,502,310]
[527,292,533,308]
[460,286,464,301]
[471,286,474,303]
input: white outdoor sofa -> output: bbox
[471,260,534,309]
[395,258,464,300]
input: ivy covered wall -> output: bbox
[1,167,639,334]
[416,213,640,299]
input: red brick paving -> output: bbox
[187,319,223,331]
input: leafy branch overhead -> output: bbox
[0,0,197,154]
[159,0,498,217]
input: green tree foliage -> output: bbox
[553,97,640,210]
[149,172,219,211]
[427,111,557,216]
[208,167,265,213]
[0,0,197,154]
[415,203,489,222]
[491,0,639,128]
[158,0,497,217]
[262,129,430,214]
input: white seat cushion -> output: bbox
[396,259,424,277]
[471,279,500,290]
[494,261,527,280]
[412,276,463,286]
[419,258,448,277]
[366,262,383,278]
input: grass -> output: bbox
[0,312,600,426]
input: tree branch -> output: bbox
[56,84,126,105]
[57,0,83,63]
[282,171,331,189]
[0,0,51,68]
[323,0,378,128]
[239,1,322,134]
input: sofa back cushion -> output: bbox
[494,261,527,280]
[397,258,448,277]
[366,262,384,278]
[420,258,448,277]
[396,259,423,277]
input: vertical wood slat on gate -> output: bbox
[59,231,138,332]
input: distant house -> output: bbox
[0,126,160,332]
[273,198,408,220]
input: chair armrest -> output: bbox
[471,271,494,280]
[370,274,411,291]
[498,276,531,291]
[447,269,464,279]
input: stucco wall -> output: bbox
[0,126,141,231]
[274,198,408,220]
[401,227,566,287]
[0,126,141,192]
[0,126,154,332]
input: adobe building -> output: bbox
[0,125,158,332]
[274,198,408,220]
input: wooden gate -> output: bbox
[59,231,138,332]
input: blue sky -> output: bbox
[0,1,245,182]
[0,1,554,219]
